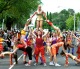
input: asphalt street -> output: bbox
[0,47,80,69]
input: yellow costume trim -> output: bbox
[0,38,4,42]
[36,11,43,20]
[36,15,43,20]
[21,30,26,35]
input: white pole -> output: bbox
[15,24,17,30]
[2,19,4,30]
[74,13,75,32]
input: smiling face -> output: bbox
[52,32,56,37]
[29,34,32,39]
[37,30,42,36]
[47,32,50,37]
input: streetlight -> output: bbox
[74,13,75,32]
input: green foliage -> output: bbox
[68,9,74,16]
[0,0,41,30]
[0,0,80,31]
[66,15,74,30]
[45,9,75,31]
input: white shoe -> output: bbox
[49,62,54,65]
[34,63,37,66]
[44,63,47,66]
[25,63,30,66]
[48,57,50,58]
[55,63,61,66]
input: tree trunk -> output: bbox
[6,17,13,30]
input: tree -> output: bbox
[76,12,80,31]
[66,15,74,30]
[0,0,41,30]
[68,9,75,16]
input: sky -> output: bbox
[31,0,80,25]
[41,0,80,13]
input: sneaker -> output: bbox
[34,63,37,66]
[75,63,80,65]
[48,57,50,58]
[49,62,54,65]
[25,63,30,66]
[55,63,61,66]
[44,63,47,66]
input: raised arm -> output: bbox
[20,21,31,48]
[46,20,62,37]
[42,29,48,38]
[25,19,31,26]
[72,33,79,41]
[31,28,37,38]
[42,11,47,20]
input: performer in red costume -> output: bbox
[0,19,32,66]
[61,50,80,66]
[46,20,65,66]
[32,28,48,66]
[73,35,80,64]
[76,43,80,59]
[13,19,32,66]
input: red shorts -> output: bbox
[51,42,64,55]
[17,44,25,48]
[23,51,27,55]
[17,44,27,55]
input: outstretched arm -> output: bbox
[42,11,47,20]
[46,20,62,37]
[52,24,62,37]
[23,19,31,32]
[30,11,37,20]
[25,19,31,26]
